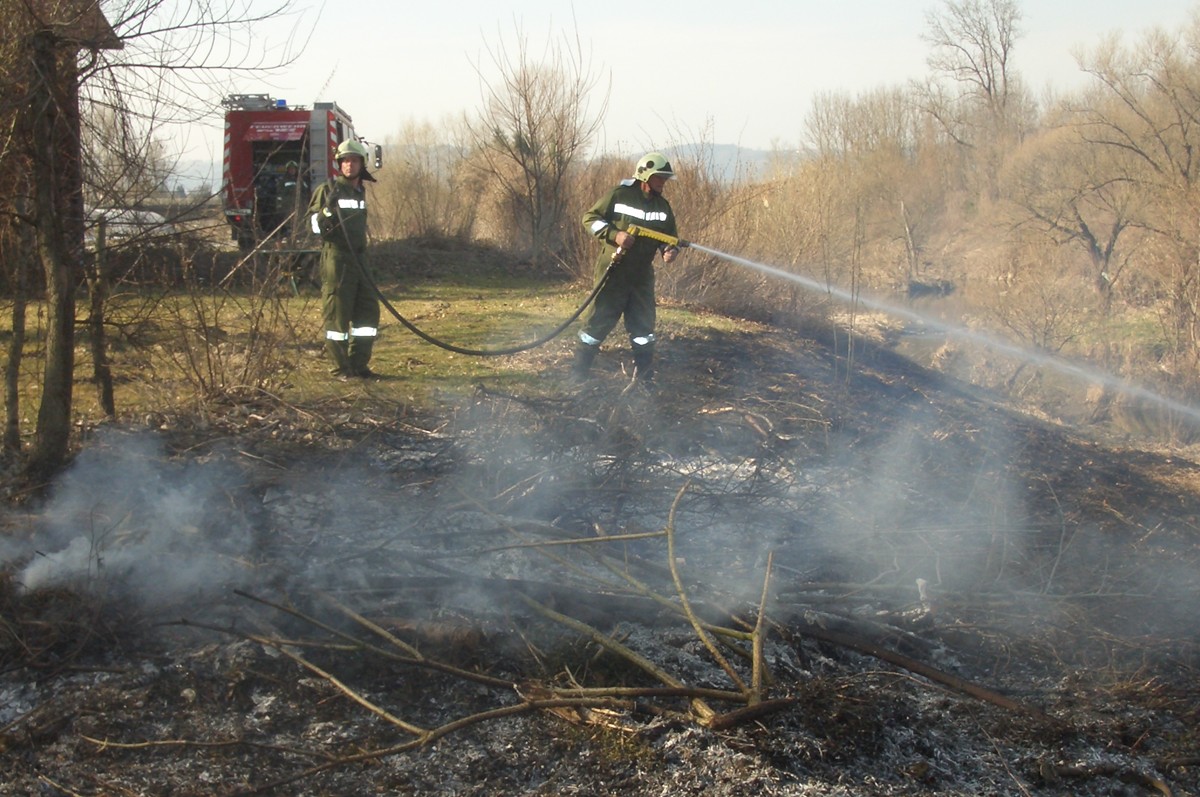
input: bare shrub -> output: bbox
[463,20,607,268]
[150,254,309,402]
[372,120,479,242]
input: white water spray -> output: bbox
[690,243,1200,429]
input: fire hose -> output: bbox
[331,215,690,357]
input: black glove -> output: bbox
[315,200,338,237]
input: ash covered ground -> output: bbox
[2,320,1199,796]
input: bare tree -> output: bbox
[0,2,116,481]
[465,18,608,267]
[1068,20,1200,349]
[917,0,1031,199]
[0,0,301,479]
[1,199,34,458]
[75,100,177,420]
[0,11,34,461]
[1001,122,1143,309]
[802,87,955,290]
[922,0,1023,126]
[1071,27,1200,215]
[81,104,172,210]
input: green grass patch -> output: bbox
[2,267,743,430]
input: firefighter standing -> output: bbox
[572,152,681,383]
[309,139,380,378]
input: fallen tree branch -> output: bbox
[79,734,334,761]
[515,591,727,722]
[751,551,773,701]
[665,482,747,697]
[227,626,430,738]
[1049,761,1173,797]
[706,698,797,732]
[37,774,86,797]
[231,696,642,796]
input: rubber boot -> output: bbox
[349,337,376,377]
[326,338,353,377]
[632,343,655,384]
[570,343,599,382]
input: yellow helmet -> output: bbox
[633,152,675,182]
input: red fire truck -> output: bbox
[220,94,381,250]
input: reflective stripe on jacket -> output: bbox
[308,177,368,252]
[582,179,677,271]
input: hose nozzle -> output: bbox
[626,224,690,249]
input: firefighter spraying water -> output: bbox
[570,152,683,385]
[564,215,1200,429]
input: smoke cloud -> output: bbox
[5,429,257,610]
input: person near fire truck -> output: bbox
[309,139,380,379]
[571,151,681,384]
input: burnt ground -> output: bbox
[2,310,1200,796]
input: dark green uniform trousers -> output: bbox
[321,246,380,376]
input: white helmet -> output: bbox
[633,152,675,182]
[335,139,369,161]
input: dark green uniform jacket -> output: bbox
[308,176,379,376]
[579,179,678,346]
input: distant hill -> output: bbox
[665,144,792,181]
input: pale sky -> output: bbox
[167,0,1195,178]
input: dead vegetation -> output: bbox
[2,314,1199,796]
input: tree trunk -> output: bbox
[900,199,918,282]
[24,32,80,480]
